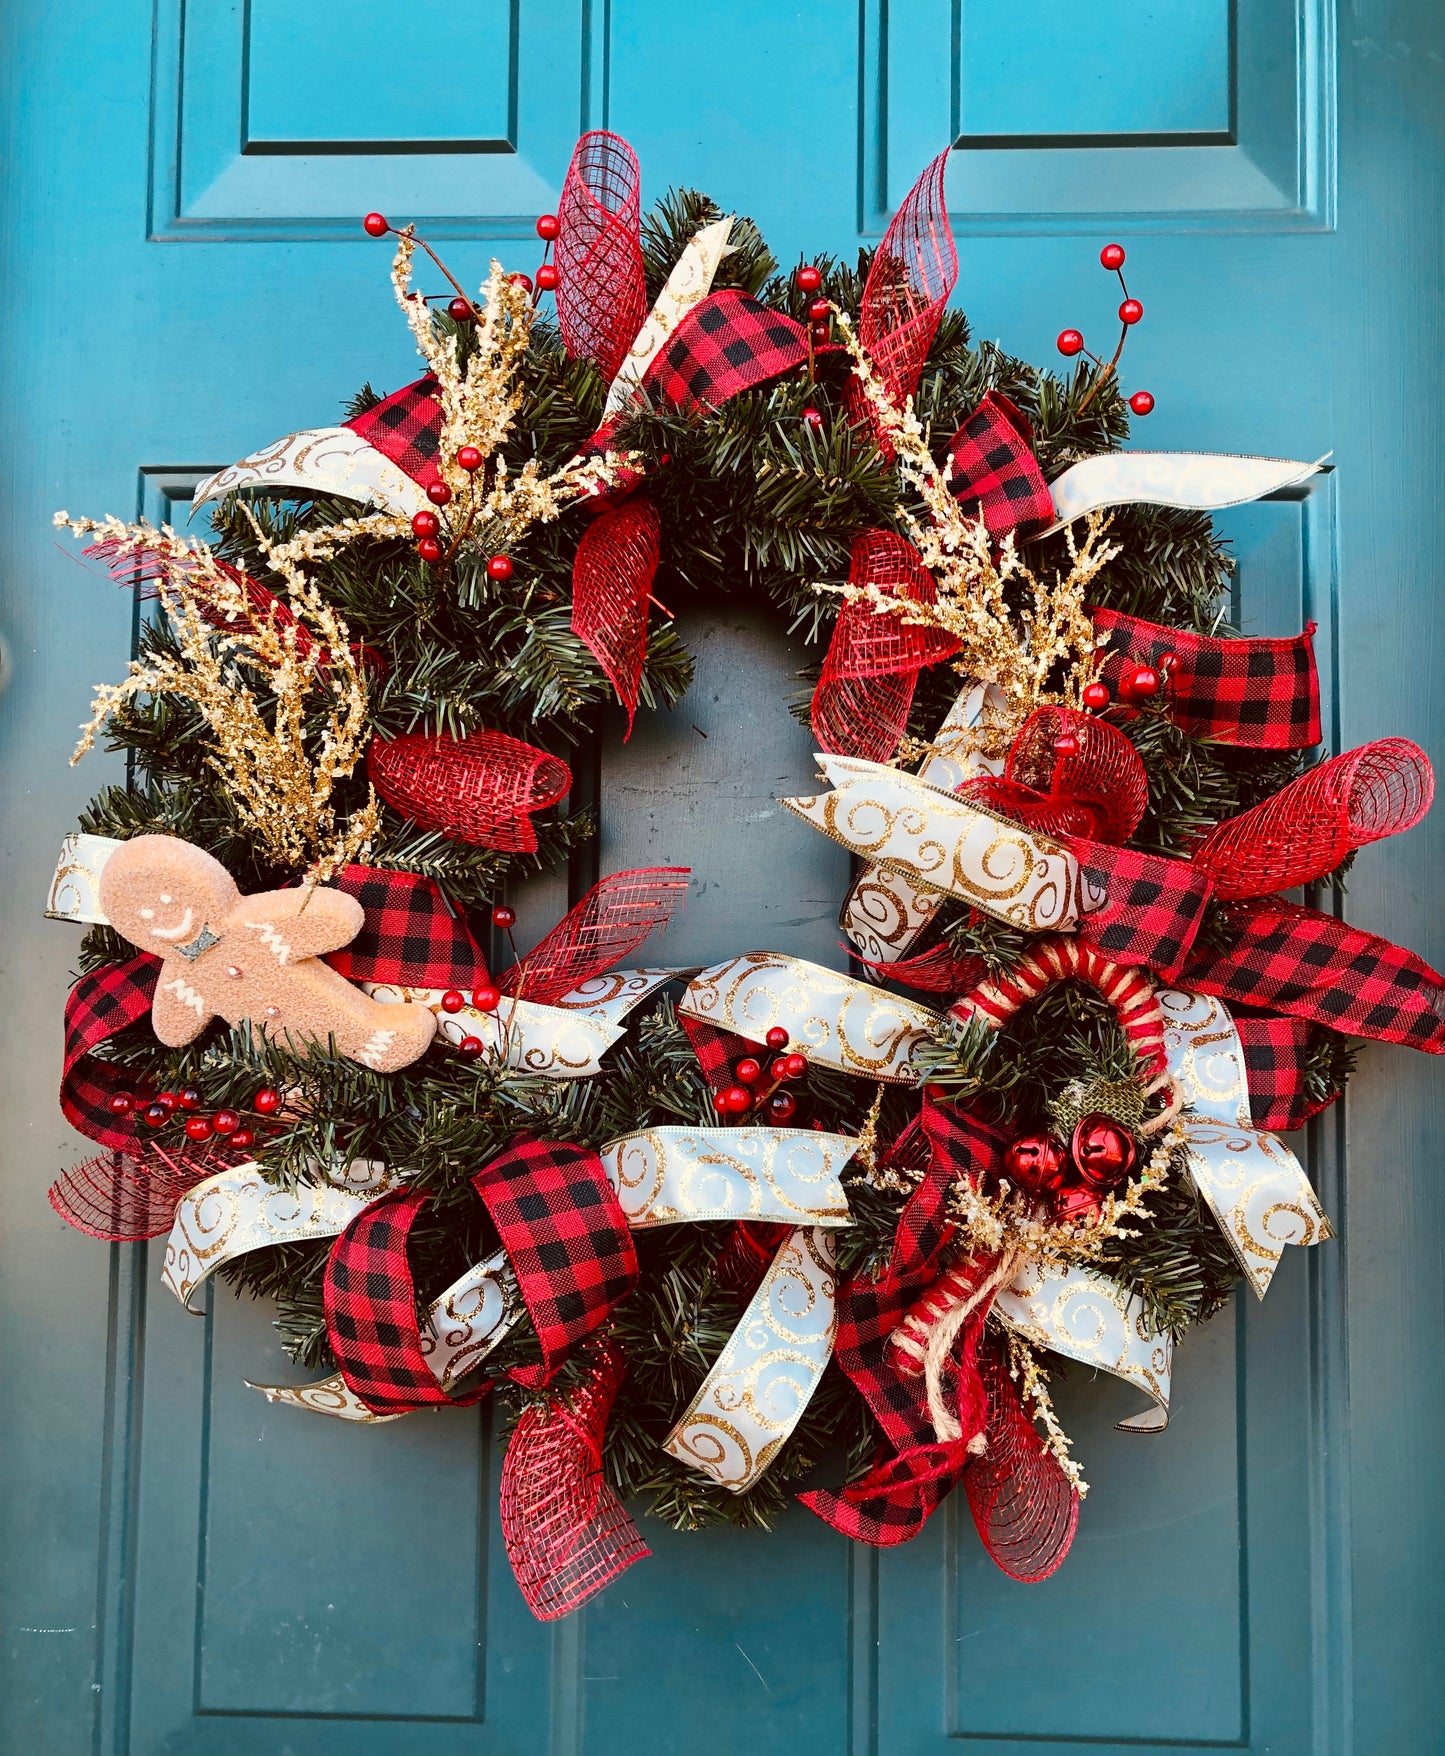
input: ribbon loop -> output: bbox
[946,392,1055,544]
[499,866,690,1005]
[367,730,573,854]
[570,495,662,733]
[966,705,1148,845]
[555,130,649,383]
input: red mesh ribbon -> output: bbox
[368,729,573,853]
[856,942,987,994]
[472,1142,638,1388]
[499,1339,650,1620]
[499,867,689,1005]
[325,865,488,990]
[965,1341,1080,1582]
[1189,738,1433,899]
[48,1145,208,1242]
[946,393,1056,545]
[60,954,161,1150]
[962,705,1148,843]
[555,131,649,383]
[1090,607,1322,750]
[715,1221,795,1297]
[345,375,445,491]
[571,495,661,733]
[1180,898,1445,1055]
[810,530,960,763]
[847,148,957,441]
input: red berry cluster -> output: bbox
[109,1083,285,1152]
[716,1026,809,1124]
[450,905,520,1061]
[1001,1112,1137,1225]
[1056,244,1154,418]
[1068,649,1181,736]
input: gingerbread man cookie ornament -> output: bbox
[98,835,436,1073]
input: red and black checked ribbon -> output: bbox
[325,1186,493,1416]
[472,1142,638,1388]
[323,864,487,990]
[678,1012,749,1093]
[1232,1013,1329,1133]
[344,375,444,491]
[1090,607,1322,750]
[61,953,161,1149]
[639,288,822,412]
[946,392,1056,545]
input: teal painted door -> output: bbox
[1,3,1441,1751]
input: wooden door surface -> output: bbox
[1,3,1441,1752]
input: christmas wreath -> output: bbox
[46,133,1444,1621]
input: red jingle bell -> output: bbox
[1003,1133,1068,1196]
[1053,1186,1102,1227]
[1070,1113,1138,1191]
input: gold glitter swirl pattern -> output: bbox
[362,983,622,1077]
[191,427,431,520]
[45,832,118,923]
[600,1126,857,1226]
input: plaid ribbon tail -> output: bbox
[799,1439,973,1546]
[472,1142,638,1387]
[1069,838,1215,978]
[324,864,489,989]
[679,1012,752,1093]
[344,375,444,490]
[61,954,162,1149]
[946,393,1055,544]
[1233,1013,1337,1131]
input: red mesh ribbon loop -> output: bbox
[963,705,1148,843]
[368,729,572,853]
[499,1339,649,1620]
[325,1187,493,1415]
[555,131,648,383]
[571,494,661,733]
[472,1142,638,1388]
[946,393,1055,544]
[1190,738,1433,900]
[48,1145,208,1242]
[964,1341,1080,1582]
[1180,898,1445,1055]
[811,530,959,763]
[345,375,445,490]
[856,942,987,994]
[324,865,488,990]
[847,148,957,441]
[500,866,689,1005]
[60,954,161,1150]
[1090,607,1322,750]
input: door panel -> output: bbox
[2,3,1441,1754]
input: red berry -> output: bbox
[417,537,443,564]
[782,1052,808,1081]
[213,1109,240,1135]
[178,1087,202,1110]
[1159,649,1182,674]
[448,296,473,322]
[509,272,533,295]
[1057,329,1085,356]
[441,989,466,1014]
[719,1085,752,1115]
[535,213,560,241]
[143,1102,170,1128]
[457,1035,484,1060]
[795,264,823,293]
[809,320,830,346]
[1129,390,1155,416]
[765,1027,789,1051]
[472,985,502,1013]
[426,481,453,506]
[1082,681,1111,711]
[486,554,514,582]
[229,1128,255,1151]
[801,407,824,431]
[1129,664,1162,698]
[1100,243,1126,271]
[362,212,389,237]
[457,445,483,471]
[1119,299,1143,325]
[253,1087,282,1115]
[155,1091,178,1113]
[736,1057,763,1086]
[767,1090,797,1124]
[1053,732,1080,757]
[807,297,832,322]
[411,509,440,539]
[770,1056,791,1083]
[492,905,517,930]
[184,1116,213,1142]
[108,1092,134,1116]
[535,263,559,291]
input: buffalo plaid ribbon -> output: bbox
[678,1012,752,1094]
[324,865,487,990]
[1090,607,1322,750]
[641,289,820,412]
[946,392,1056,544]
[325,1186,492,1415]
[1232,1013,1329,1132]
[344,376,444,489]
[472,1142,638,1388]
[61,954,161,1150]
[1070,838,1215,978]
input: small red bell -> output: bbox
[1003,1132,1068,1195]
[1053,1186,1102,1226]
[1070,1113,1138,1191]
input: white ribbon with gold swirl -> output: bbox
[679,950,938,1083]
[604,217,733,415]
[995,1259,1173,1433]
[664,1225,840,1491]
[841,682,1009,966]
[1159,986,1333,1297]
[1041,451,1326,538]
[161,1159,405,1313]
[601,1124,856,1226]
[191,426,432,519]
[782,754,1089,934]
[249,1249,518,1423]
[46,832,119,923]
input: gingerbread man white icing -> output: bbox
[98,834,436,1073]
